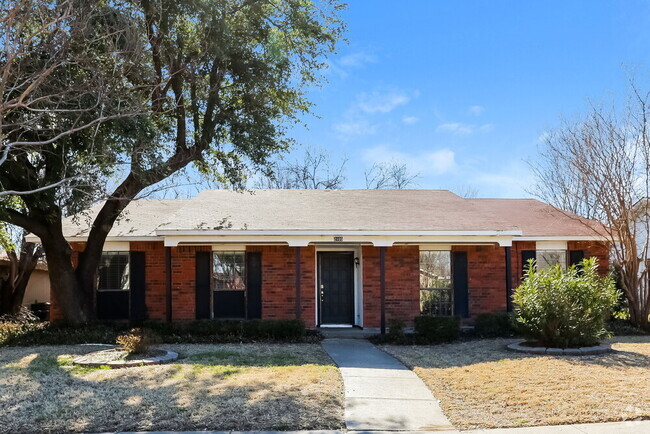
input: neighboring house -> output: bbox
[0,255,50,306]
[28,190,609,330]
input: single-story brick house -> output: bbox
[34,190,609,330]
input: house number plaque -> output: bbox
[333,236,343,242]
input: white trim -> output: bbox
[320,324,353,328]
[516,235,607,241]
[418,244,452,250]
[156,229,523,236]
[211,244,246,251]
[536,240,568,250]
[103,241,130,252]
[315,245,363,328]
[163,234,516,247]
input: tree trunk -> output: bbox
[0,242,41,316]
[41,231,94,325]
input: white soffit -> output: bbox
[103,241,130,252]
[536,240,568,250]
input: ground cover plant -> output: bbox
[0,343,343,433]
[383,336,650,429]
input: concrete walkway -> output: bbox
[320,338,454,432]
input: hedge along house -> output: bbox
[30,190,610,331]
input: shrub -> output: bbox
[513,257,618,348]
[474,313,514,338]
[386,319,407,344]
[116,328,160,355]
[414,315,460,344]
[1,318,308,347]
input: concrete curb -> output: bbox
[73,349,178,368]
[506,340,612,356]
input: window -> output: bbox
[536,250,567,270]
[419,250,453,316]
[97,252,130,291]
[212,251,246,291]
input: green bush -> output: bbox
[513,257,618,348]
[474,313,514,338]
[386,319,407,344]
[1,319,308,346]
[414,315,460,344]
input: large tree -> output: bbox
[531,84,650,330]
[254,147,347,189]
[0,0,344,324]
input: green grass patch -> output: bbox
[185,350,306,367]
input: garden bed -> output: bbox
[72,347,178,368]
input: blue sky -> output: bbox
[282,0,650,198]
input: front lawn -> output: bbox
[0,343,343,433]
[383,336,650,430]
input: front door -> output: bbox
[318,252,355,325]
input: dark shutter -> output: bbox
[452,251,469,318]
[569,250,585,268]
[195,251,211,319]
[246,251,262,319]
[129,251,146,321]
[521,250,536,277]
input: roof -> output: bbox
[61,199,189,238]
[467,198,603,237]
[50,189,605,241]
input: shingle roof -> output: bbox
[55,189,603,239]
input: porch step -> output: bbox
[319,327,378,339]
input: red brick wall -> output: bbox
[511,241,536,288]
[130,241,166,320]
[170,245,211,320]
[453,245,508,318]
[47,239,610,326]
[568,240,610,276]
[362,245,420,328]
[248,245,317,328]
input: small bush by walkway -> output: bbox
[383,336,650,430]
[0,343,343,433]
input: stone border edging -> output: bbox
[506,340,612,356]
[73,349,178,368]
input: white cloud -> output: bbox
[333,120,377,137]
[339,51,377,68]
[357,91,410,114]
[436,122,494,135]
[436,122,474,135]
[468,105,485,116]
[362,145,456,175]
[402,116,420,125]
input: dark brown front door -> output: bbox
[318,252,354,325]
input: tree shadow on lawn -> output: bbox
[0,346,343,434]
[385,337,650,370]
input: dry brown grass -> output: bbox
[383,336,650,430]
[0,343,343,434]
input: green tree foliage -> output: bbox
[513,258,619,348]
[0,0,345,323]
